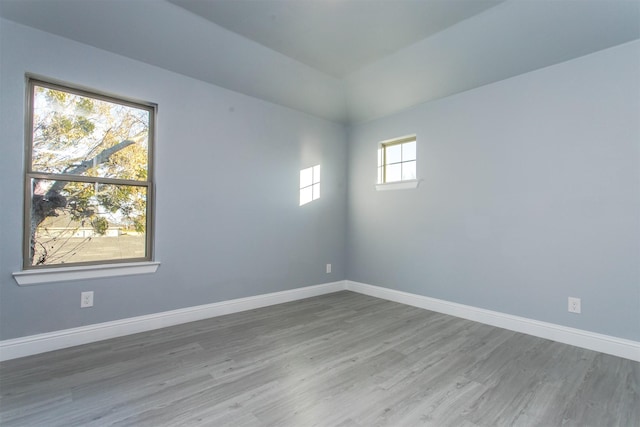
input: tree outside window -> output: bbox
[24,78,155,268]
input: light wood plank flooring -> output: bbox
[1,291,638,426]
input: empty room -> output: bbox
[0,0,638,425]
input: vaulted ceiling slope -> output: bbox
[1,0,639,124]
[167,0,506,78]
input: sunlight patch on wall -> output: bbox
[300,165,320,206]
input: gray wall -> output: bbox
[1,19,638,345]
[344,0,640,123]
[0,20,348,340]
[347,40,640,341]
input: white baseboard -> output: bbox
[0,281,344,362]
[345,280,640,362]
[2,279,638,362]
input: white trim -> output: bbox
[0,281,344,361]
[376,180,419,191]
[345,281,640,362]
[3,280,638,362]
[13,261,161,285]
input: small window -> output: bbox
[377,135,417,184]
[300,165,320,206]
[24,78,155,269]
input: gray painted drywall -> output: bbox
[0,1,347,123]
[3,1,638,125]
[0,19,348,340]
[347,40,640,341]
[1,18,638,345]
[345,0,640,124]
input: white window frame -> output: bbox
[376,135,419,191]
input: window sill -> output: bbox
[13,261,161,286]
[376,180,420,191]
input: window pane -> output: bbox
[386,144,402,164]
[31,85,150,181]
[402,160,416,180]
[312,182,320,200]
[402,141,416,161]
[386,163,402,182]
[300,167,312,188]
[300,186,313,206]
[29,179,147,266]
[313,164,321,184]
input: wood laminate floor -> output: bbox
[0,291,638,426]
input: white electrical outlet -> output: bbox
[326,263,332,274]
[81,291,94,308]
[568,297,581,314]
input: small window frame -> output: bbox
[377,135,418,190]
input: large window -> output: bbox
[24,78,155,269]
[377,135,417,184]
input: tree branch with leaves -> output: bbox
[28,84,150,266]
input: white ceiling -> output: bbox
[1,0,639,124]
[167,0,505,78]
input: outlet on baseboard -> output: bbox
[81,291,94,308]
[326,263,332,274]
[568,297,581,314]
